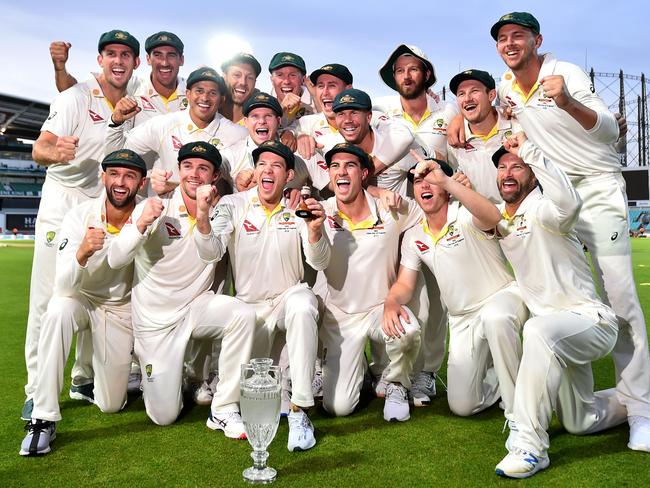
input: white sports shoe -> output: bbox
[628,415,650,452]
[193,380,214,406]
[206,411,247,439]
[413,371,436,398]
[384,383,410,422]
[409,385,431,407]
[287,409,316,452]
[20,419,56,456]
[495,448,550,479]
[504,419,519,452]
[280,378,292,417]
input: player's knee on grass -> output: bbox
[323,396,357,417]
[96,395,126,414]
[147,407,181,426]
[447,390,481,417]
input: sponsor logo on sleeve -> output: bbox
[415,240,429,252]
[243,219,259,233]
[164,222,182,238]
[171,135,183,150]
[140,97,155,111]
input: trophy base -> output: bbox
[243,466,277,484]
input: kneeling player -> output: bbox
[493,134,629,478]
[384,153,527,445]
[20,150,146,456]
[195,140,330,451]
[319,143,422,422]
[107,142,256,437]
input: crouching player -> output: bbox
[319,142,422,422]
[107,141,256,437]
[20,150,147,456]
[384,152,527,445]
[493,133,628,478]
[194,140,330,451]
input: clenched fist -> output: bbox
[137,198,164,234]
[76,226,105,266]
[50,41,71,72]
[55,135,79,162]
[112,96,141,125]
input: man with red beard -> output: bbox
[220,52,262,124]
[446,69,519,203]
[195,140,329,451]
[24,30,141,421]
[20,149,147,456]
[107,141,256,435]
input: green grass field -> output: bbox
[1,241,650,486]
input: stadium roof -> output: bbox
[0,93,49,142]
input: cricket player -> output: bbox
[384,152,527,446]
[220,52,262,124]
[492,133,629,478]
[488,11,650,451]
[194,139,330,451]
[373,45,459,405]
[20,149,146,456]
[106,67,247,194]
[447,69,518,203]
[50,31,187,124]
[294,63,388,160]
[319,142,422,422]
[25,29,140,420]
[268,52,316,127]
[106,141,256,436]
[226,92,331,195]
[322,88,414,195]
[375,44,458,162]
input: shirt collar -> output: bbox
[182,109,222,135]
[500,186,542,222]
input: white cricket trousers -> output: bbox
[31,296,133,422]
[24,179,98,399]
[135,292,255,426]
[369,269,447,381]
[572,172,650,418]
[250,283,319,409]
[513,308,627,455]
[446,284,527,418]
[410,267,448,374]
[320,302,421,417]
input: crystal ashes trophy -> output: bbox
[240,358,282,484]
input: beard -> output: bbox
[397,77,427,100]
[107,185,137,209]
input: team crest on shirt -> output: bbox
[164,221,182,239]
[243,219,260,234]
[443,223,464,247]
[140,96,155,111]
[88,110,105,123]
[513,215,530,238]
[432,118,447,133]
[145,363,154,382]
[209,138,221,148]
[180,97,189,110]
[45,230,56,247]
[171,135,183,150]
[415,240,430,253]
[536,96,555,109]
[277,212,297,231]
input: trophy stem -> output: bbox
[251,449,269,469]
